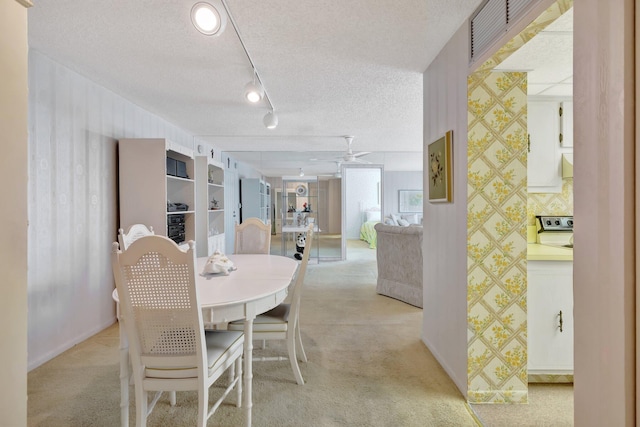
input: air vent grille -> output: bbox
[470,0,538,63]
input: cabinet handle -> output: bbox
[558,310,563,333]
[527,134,531,153]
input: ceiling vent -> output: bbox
[470,0,538,64]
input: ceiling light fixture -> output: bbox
[190,2,226,36]
[244,73,263,103]
[263,110,278,129]
[299,168,304,177]
[210,0,278,129]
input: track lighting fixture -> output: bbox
[263,110,278,129]
[299,168,304,177]
[244,73,264,103]
[190,2,226,36]
[193,0,278,128]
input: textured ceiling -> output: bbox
[28,0,484,176]
[494,8,573,97]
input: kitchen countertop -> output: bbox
[527,243,573,261]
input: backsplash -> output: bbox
[527,179,574,226]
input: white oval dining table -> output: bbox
[112,253,299,427]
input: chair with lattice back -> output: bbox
[228,223,313,385]
[111,235,244,426]
[118,223,155,250]
[234,217,271,254]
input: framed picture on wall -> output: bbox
[427,130,453,203]
[398,190,423,213]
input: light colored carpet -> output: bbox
[28,241,477,427]
[27,240,570,426]
[470,384,574,426]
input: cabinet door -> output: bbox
[527,101,562,193]
[560,100,573,148]
[527,261,573,373]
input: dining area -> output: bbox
[27,226,479,426]
[111,219,314,427]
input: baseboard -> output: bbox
[28,316,117,371]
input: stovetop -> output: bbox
[536,216,574,232]
[535,215,574,247]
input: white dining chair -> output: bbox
[111,235,244,426]
[228,223,314,385]
[118,223,155,250]
[234,217,271,254]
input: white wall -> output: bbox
[383,171,422,217]
[422,23,469,395]
[27,50,209,369]
[573,0,636,424]
[1,1,29,424]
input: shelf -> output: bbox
[167,175,195,183]
[167,210,195,215]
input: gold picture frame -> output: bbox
[427,130,453,203]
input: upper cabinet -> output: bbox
[559,100,573,148]
[527,97,573,193]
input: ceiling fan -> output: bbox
[312,136,372,165]
[340,136,371,163]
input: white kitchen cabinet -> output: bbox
[118,138,196,250]
[527,260,573,376]
[195,156,225,257]
[527,100,562,193]
[560,100,573,148]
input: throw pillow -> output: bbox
[397,219,410,226]
[384,217,395,226]
[390,213,400,224]
[402,214,418,224]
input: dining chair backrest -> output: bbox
[234,217,271,254]
[112,235,205,374]
[289,223,314,320]
[118,223,155,250]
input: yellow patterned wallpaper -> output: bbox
[466,0,573,404]
[527,179,574,225]
[468,71,528,403]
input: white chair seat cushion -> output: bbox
[146,330,244,379]
[228,304,290,333]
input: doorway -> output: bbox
[341,165,383,260]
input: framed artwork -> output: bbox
[398,190,423,213]
[427,130,453,203]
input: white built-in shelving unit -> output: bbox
[195,156,225,256]
[118,138,197,250]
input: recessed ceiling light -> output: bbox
[191,2,226,36]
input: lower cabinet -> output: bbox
[527,260,573,376]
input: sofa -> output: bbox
[374,223,423,308]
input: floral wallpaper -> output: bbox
[527,179,574,226]
[468,70,529,403]
[466,0,573,403]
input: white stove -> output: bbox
[535,215,574,247]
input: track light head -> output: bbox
[263,111,278,129]
[244,81,263,103]
[299,168,304,177]
[191,2,226,36]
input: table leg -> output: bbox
[118,315,129,427]
[243,316,255,427]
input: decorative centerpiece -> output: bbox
[202,250,236,275]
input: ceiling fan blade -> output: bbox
[352,151,371,158]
